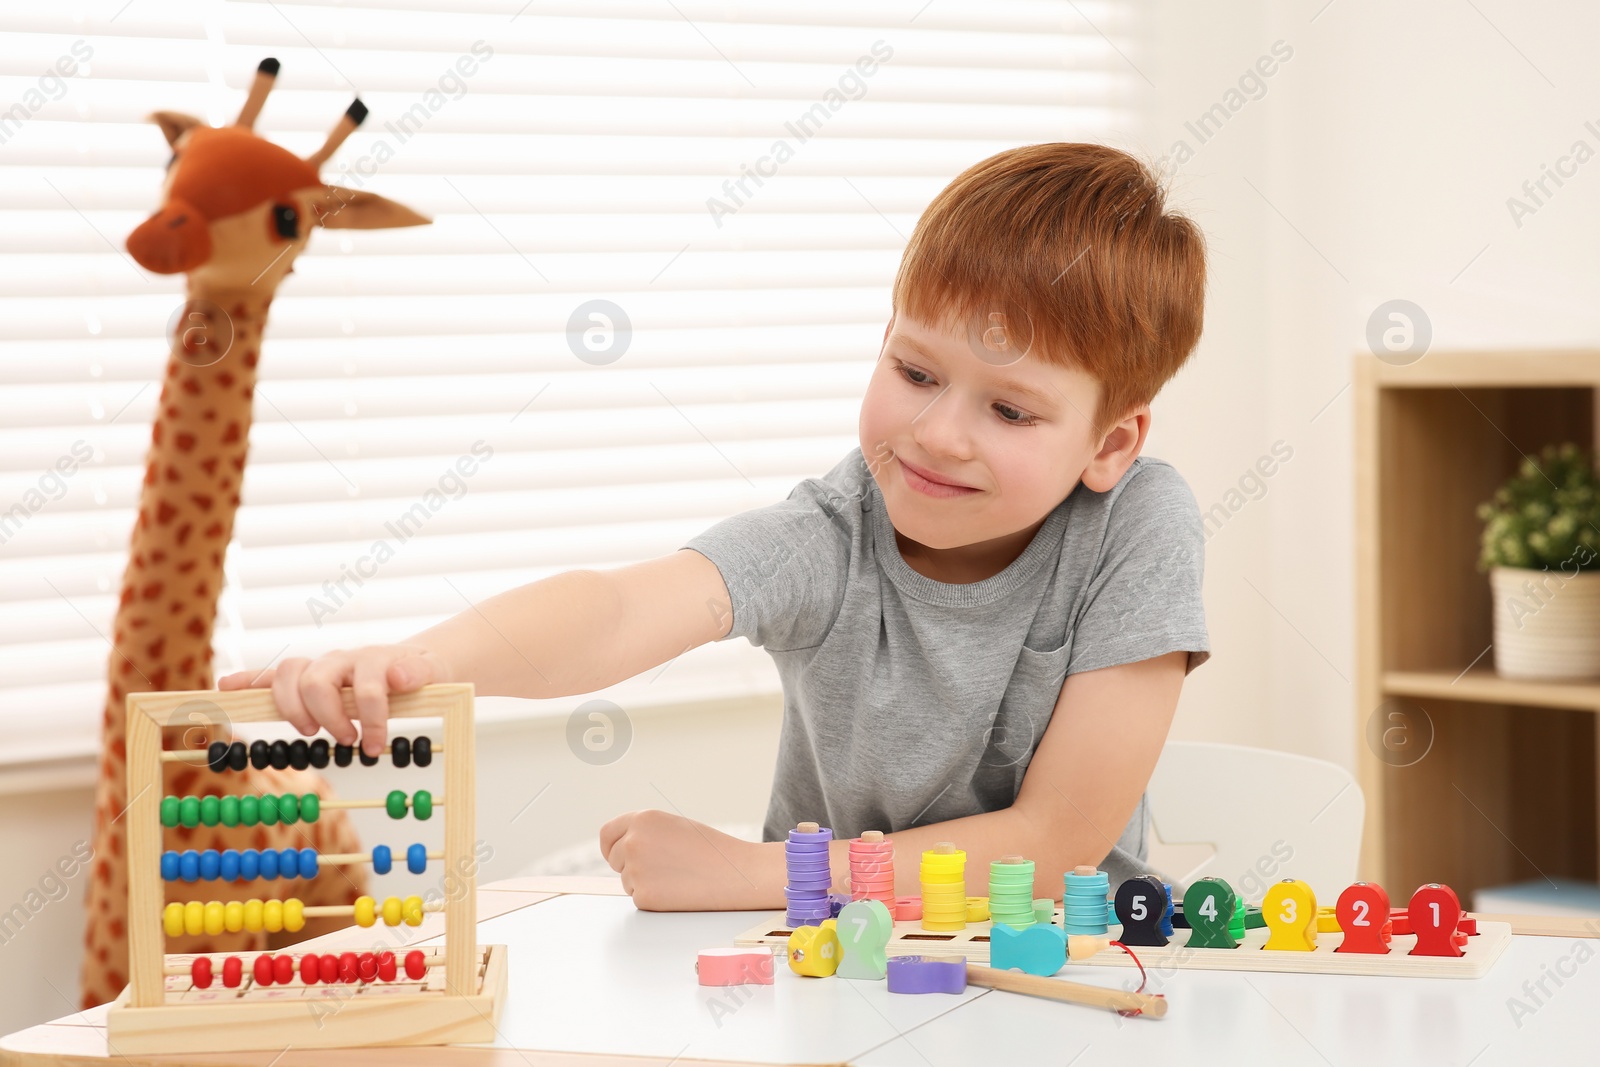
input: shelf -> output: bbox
[1370,350,1600,388]
[1383,668,1600,712]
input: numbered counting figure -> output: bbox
[1334,881,1391,955]
[788,918,841,977]
[1113,875,1169,947]
[1262,878,1318,952]
[836,899,892,980]
[1182,877,1239,949]
[1408,883,1467,958]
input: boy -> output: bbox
[220,142,1209,912]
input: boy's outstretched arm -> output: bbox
[218,549,733,754]
[602,649,1188,911]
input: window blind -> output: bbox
[0,0,1138,765]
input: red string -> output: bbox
[1107,940,1165,1017]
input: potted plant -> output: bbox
[1478,443,1600,679]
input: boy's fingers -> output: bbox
[300,651,358,746]
[269,659,316,734]
[350,653,393,758]
[598,814,631,864]
[385,651,434,693]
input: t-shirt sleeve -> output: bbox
[682,475,854,652]
[1066,460,1210,676]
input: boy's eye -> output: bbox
[994,403,1036,426]
[896,363,934,386]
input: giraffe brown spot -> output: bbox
[109,832,121,858]
[217,372,235,388]
[106,969,123,992]
[140,581,163,600]
[193,581,208,598]
[143,464,157,487]
[177,559,196,573]
[176,521,192,546]
[232,303,246,319]
[165,465,181,482]
[150,667,169,689]
[244,350,259,369]
[153,422,163,444]
[190,492,214,511]
[222,422,241,444]
[118,659,132,675]
[211,551,222,568]
[166,405,180,419]
[230,455,245,472]
[118,587,134,609]
[243,385,254,400]
[175,432,196,453]
[186,617,207,638]
[151,548,167,563]
[202,408,216,422]
[200,457,219,476]
[155,500,177,525]
[253,828,268,850]
[146,636,165,659]
[109,918,123,939]
[181,377,202,396]
[230,493,241,507]
[170,601,182,614]
[203,521,224,539]
[128,616,147,629]
[219,478,232,490]
[179,655,195,675]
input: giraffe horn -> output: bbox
[235,57,280,129]
[306,98,368,170]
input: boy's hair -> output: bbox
[892,143,1206,435]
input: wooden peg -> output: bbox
[796,821,820,834]
[1067,935,1111,961]
[1073,864,1098,877]
[861,830,885,842]
[932,841,957,854]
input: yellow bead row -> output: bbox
[163,897,306,937]
[353,895,425,928]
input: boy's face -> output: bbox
[858,312,1110,552]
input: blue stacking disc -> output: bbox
[220,849,240,882]
[372,844,392,875]
[240,849,260,880]
[160,851,180,881]
[1158,882,1174,936]
[407,843,427,874]
[299,848,318,879]
[260,849,279,880]
[179,849,200,883]
[199,849,221,881]
[279,848,299,880]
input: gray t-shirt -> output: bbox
[684,448,1208,891]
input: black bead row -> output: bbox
[206,736,432,773]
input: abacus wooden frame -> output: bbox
[106,683,507,1053]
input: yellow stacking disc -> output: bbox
[966,897,990,922]
[163,903,185,938]
[403,895,424,926]
[354,895,377,928]
[203,900,225,937]
[224,900,244,933]
[244,898,263,933]
[263,898,283,933]
[382,896,403,927]
[183,900,205,937]
[284,898,305,933]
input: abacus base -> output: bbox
[105,943,508,1054]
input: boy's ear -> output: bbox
[1080,405,1150,493]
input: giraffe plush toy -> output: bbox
[82,58,429,1009]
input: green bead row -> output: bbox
[386,789,433,820]
[160,792,321,828]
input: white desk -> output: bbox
[3,878,1593,1066]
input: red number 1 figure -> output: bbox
[1408,883,1467,957]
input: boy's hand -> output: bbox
[599,809,776,911]
[216,645,451,758]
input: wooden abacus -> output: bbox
[106,683,507,1054]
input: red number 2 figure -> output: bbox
[1335,882,1392,954]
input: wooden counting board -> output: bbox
[735,908,1512,980]
[106,683,507,1054]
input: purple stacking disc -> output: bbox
[886,955,967,995]
[786,876,832,891]
[788,827,834,845]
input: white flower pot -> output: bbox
[1490,565,1600,680]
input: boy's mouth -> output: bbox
[897,457,980,498]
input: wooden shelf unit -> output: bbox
[1355,351,1600,906]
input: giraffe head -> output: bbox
[125,57,428,293]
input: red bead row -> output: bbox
[189,949,430,988]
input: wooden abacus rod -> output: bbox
[162,743,445,763]
[966,964,1168,1019]
[300,900,446,919]
[318,796,445,811]
[314,850,445,866]
[161,950,448,976]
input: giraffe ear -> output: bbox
[149,111,204,149]
[302,187,430,230]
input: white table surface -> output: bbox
[3,885,1592,1065]
[465,892,1600,1066]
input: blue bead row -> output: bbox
[159,847,320,883]
[370,843,428,875]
